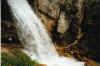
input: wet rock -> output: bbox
[79,0,100,62]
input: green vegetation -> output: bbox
[1,49,38,66]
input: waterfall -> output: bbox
[7,0,85,66]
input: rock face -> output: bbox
[1,0,21,45]
[1,21,21,44]
[79,0,100,62]
[32,0,84,44]
[38,0,60,19]
[29,0,100,63]
[57,12,69,34]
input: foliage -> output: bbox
[1,49,38,66]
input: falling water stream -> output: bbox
[7,0,84,66]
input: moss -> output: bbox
[1,49,38,66]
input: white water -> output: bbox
[7,0,85,66]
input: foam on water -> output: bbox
[7,0,85,66]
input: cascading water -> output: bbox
[7,0,85,66]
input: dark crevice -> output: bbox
[1,0,13,21]
[38,9,57,20]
